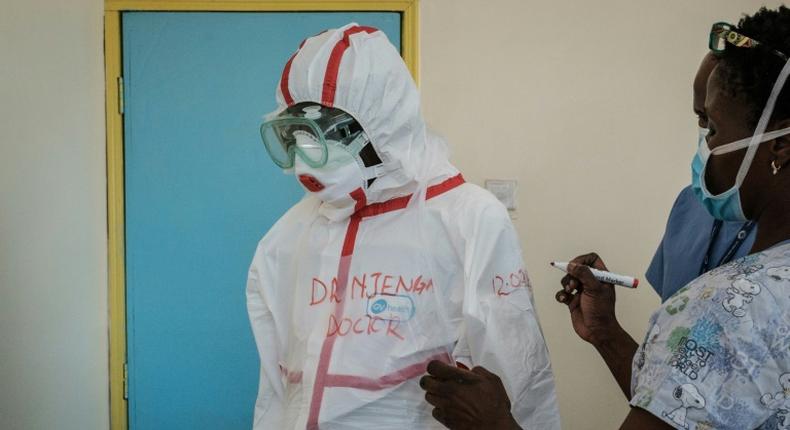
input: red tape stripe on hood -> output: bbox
[321,26,379,107]
[280,30,328,107]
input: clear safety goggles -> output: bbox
[260,104,369,169]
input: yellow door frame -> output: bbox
[103,1,419,429]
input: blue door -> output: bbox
[122,12,401,429]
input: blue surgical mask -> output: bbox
[691,126,790,221]
[690,127,747,221]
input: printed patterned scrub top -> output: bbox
[631,242,790,430]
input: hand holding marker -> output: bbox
[550,261,639,289]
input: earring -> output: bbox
[772,160,782,175]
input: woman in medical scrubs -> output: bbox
[621,10,790,427]
[420,6,790,429]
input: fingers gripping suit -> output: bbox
[246,23,560,430]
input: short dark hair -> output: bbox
[718,6,790,127]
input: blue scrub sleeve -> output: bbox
[645,236,665,295]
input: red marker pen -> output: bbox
[550,261,639,289]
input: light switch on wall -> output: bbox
[484,179,517,211]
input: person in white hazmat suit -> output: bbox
[246,23,560,430]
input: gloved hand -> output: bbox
[419,360,522,430]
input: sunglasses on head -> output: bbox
[709,22,788,61]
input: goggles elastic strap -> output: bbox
[345,132,370,153]
[362,160,402,181]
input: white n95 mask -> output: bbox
[294,140,366,208]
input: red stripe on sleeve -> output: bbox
[426,174,465,200]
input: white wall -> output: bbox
[0,1,783,429]
[0,1,108,429]
[420,1,781,429]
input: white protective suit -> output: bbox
[247,23,560,430]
